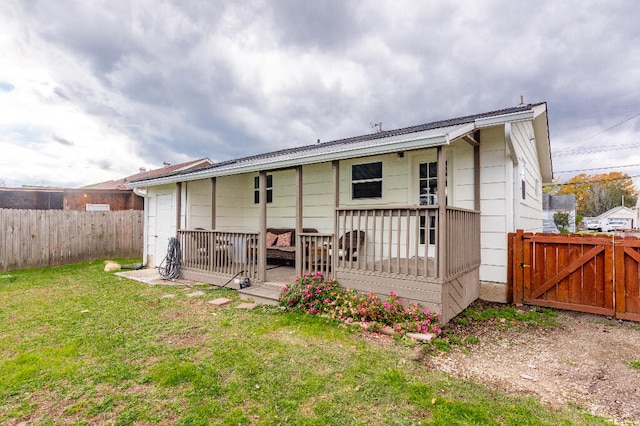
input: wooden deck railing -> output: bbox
[445,207,481,279]
[179,207,479,283]
[336,206,440,278]
[178,229,259,280]
[299,232,333,277]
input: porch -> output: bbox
[178,205,480,323]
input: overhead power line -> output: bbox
[553,141,640,157]
[555,163,640,174]
[555,111,640,153]
[545,173,640,188]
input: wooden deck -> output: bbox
[178,206,480,324]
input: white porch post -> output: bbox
[175,182,182,236]
[474,130,481,211]
[210,177,216,230]
[295,166,303,276]
[258,171,267,282]
[437,146,447,278]
[332,160,340,274]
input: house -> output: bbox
[0,186,141,211]
[128,103,552,323]
[584,206,635,232]
[0,159,212,212]
[543,193,576,232]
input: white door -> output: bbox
[154,194,172,267]
[412,153,447,258]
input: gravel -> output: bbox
[420,303,640,424]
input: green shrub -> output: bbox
[279,272,441,334]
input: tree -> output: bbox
[555,172,638,217]
[553,211,571,231]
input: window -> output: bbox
[254,175,273,204]
[352,162,382,199]
[419,215,436,245]
[86,203,110,211]
[419,161,447,205]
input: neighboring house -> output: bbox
[0,158,212,212]
[0,187,64,209]
[0,187,140,211]
[584,206,635,232]
[543,193,576,232]
[129,103,552,323]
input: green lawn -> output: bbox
[0,260,613,425]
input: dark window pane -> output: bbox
[352,162,382,180]
[255,175,273,189]
[352,181,382,199]
[428,162,437,178]
[419,163,427,179]
[254,174,273,204]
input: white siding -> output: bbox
[449,139,474,209]
[511,120,543,232]
[340,153,409,207]
[216,174,251,230]
[301,162,334,233]
[478,120,546,286]
[479,126,509,284]
[185,179,212,229]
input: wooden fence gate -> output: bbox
[509,230,640,322]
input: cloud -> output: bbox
[52,134,74,146]
[1,0,640,188]
[0,82,14,93]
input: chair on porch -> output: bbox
[189,228,232,269]
[331,230,366,262]
[189,228,210,268]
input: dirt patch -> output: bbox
[419,303,640,424]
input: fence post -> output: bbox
[512,229,525,306]
[613,236,623,318]
[507,232,514,303]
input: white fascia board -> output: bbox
[474,110,534,128]
[128,133,450,187]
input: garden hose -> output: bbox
[158,237,181,280]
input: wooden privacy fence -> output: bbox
[0,209,143,271]
[509,230,640,322]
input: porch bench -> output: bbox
[265,228,318,262]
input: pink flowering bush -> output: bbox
[279,273,441,335]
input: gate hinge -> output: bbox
[520,263,530,268]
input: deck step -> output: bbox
[238,283,283,306]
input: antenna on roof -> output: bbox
[163,161,171,167]
[138,167,147,173]
[371,122,382,133]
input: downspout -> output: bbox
[133,187,148,266]
[505,123,520,231]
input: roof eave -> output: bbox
[474,110,535,128]
[127,133,451,187]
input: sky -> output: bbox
[1,0,639,189]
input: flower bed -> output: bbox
[279,272,441,335]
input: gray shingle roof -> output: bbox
[131,103,542,184]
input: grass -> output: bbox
[629,360,640,371]
[0,260,614,425]
[461,304,558,327]
[424,302,559,356]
